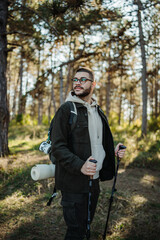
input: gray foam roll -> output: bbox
[31,164,55,181]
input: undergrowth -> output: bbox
[0,122,159,240]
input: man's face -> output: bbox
[72,71,93,97]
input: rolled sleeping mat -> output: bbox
[31,164,55,181]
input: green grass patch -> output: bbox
[9,124,48,140]
[0,122,159,240]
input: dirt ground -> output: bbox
[0,154,160,240]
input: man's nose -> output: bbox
[75,79,81,84]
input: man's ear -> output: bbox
[92,81,96,87]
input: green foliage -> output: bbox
[16,114,23,124]
[8,124,48,141]
[42,115,50,125]
[10,114,50,127]
[130,139,160,170]
[109,118,160,170]
[0,167,37,199]
[11,114,37,126]
[148,115,160,132]
[108,111,119,128]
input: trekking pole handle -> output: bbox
[89,159,97,164]
[89,159,97,179]
[117,145,126,161]
[119,145,126,150]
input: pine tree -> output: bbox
[0,0,9,156]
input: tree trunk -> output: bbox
[38,94,43,125]
[129,89,132,125]
[51,74,57,114]
[64,63,72,99]
[60,67,64,105]
[6,52,11,114]
[136,0,148,136]
[37,49,43,125]
[154,32,159,119]
[48,72,56,123]
[12,75,19,118]
[106,50,111,118]
[0,0,9,156]
[155,80,158,118]
[18,47,24,115]
[106,72,111,118]
[118,60,123,125]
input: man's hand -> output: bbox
[115,143,126,158]
[81,156,97,176]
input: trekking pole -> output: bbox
[86,159,97,240]
[102,145,126,240]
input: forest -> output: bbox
[0,0,160,240]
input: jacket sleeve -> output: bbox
[51,103,85,175]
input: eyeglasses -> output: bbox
[72,77,93,84]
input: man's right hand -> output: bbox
[81,156,97,176]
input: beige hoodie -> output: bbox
[66,91,106,179]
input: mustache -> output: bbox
[74,86,84,90]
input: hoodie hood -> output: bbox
[65,91,97,107]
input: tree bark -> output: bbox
[118,58,123,125]
[38,94,43,125]
[136,0,148,136]
[60,67,64,105]
[155,80,158,118]
[12,75,19,118]
[18,47,24,115]
[48,72,56,123]
[37,49,43,125]
[106,49,111,118]
[64,63,72,100]
[0,0,9,156]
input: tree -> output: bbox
[0,0,9,156]
[134,0,148,136]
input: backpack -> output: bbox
[49,101,77,164]
[39,101,77,206]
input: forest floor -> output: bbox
[0,153,160,240]
[0,125,160,240]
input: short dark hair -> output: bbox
[76,67,94,81]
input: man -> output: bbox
[51,67,126,240]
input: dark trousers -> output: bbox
[61,178,100,240]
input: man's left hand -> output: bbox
[115,143,126,158]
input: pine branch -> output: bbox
[0,31,32,36]
[13,1,59,36]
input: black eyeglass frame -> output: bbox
[72,77,93,84]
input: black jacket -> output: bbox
[51,101,115,193]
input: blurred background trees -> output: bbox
[0,0,160,156]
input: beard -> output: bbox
[73,85,92,97]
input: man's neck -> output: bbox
[79,95,92,104]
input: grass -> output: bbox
[0,124,160,240]
[112,125,160,171]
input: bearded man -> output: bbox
[51,67,126,240]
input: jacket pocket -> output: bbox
[73,121,89,143]
[61,201,79,228]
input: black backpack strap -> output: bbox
[48,117,55,142]
[68,101,77,131]
[48,101,77,140]
[47,186,58,206]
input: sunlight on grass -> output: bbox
[131,195,147,207]
[9,139,44,153]
[140,174,158,186]
[1,191,36,210]
[0,189,51,231]
[114,217,132,231]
